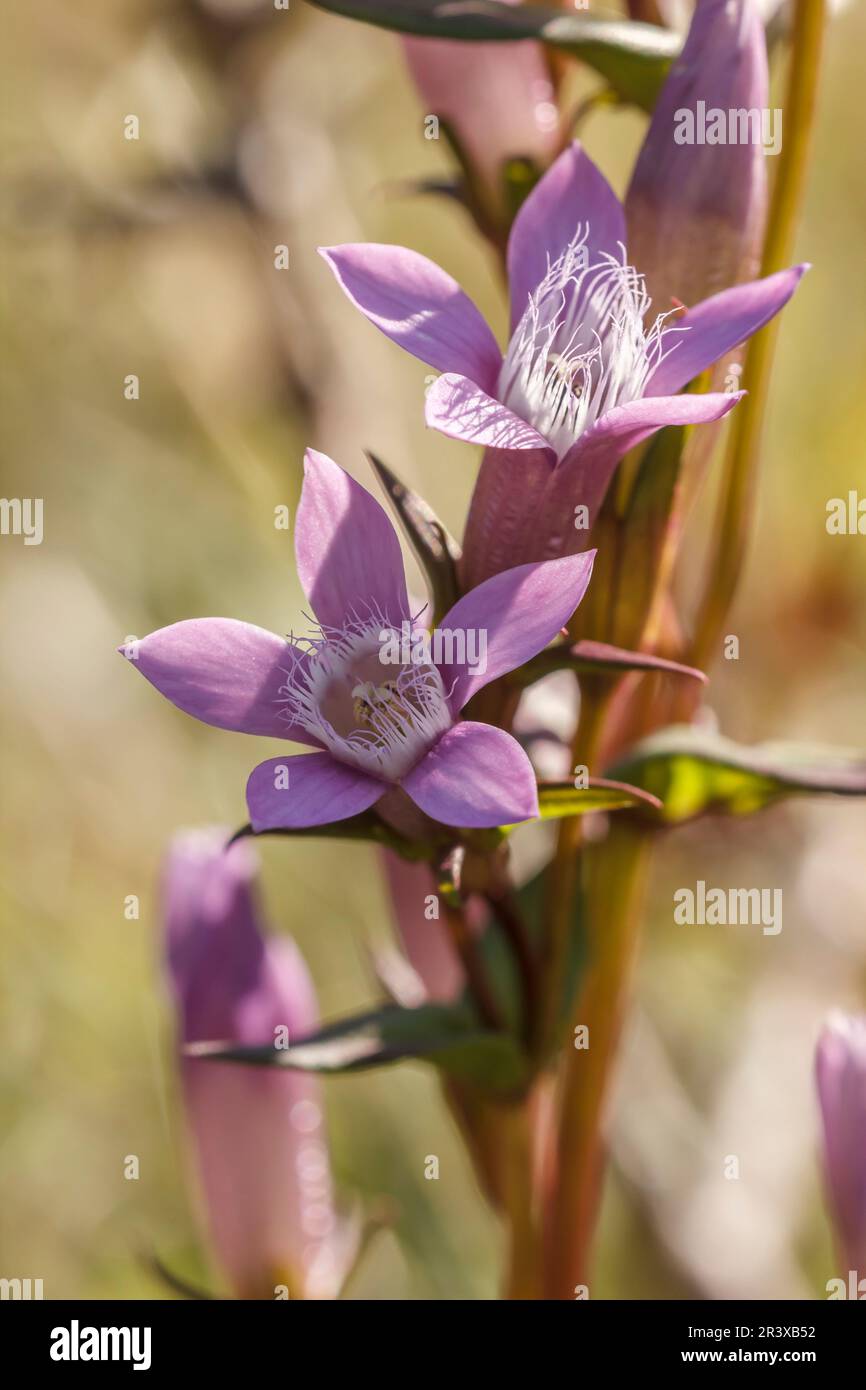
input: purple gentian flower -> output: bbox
[122,451,595,830]
[321,141,806,579]
[815,1012,866,1274]
[165,828,356,1299]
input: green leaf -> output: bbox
[366,451,461,622]
[229,813,432,860]
[187,1000,528,1094]
[305,1,679,110]
[607,421,690,650]
[513,638,706,687]
[536,777,663,820]
[606,726,866,825]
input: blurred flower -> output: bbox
[321,143,804,582]
[626,0,769,309]
[123,451,595,830]
[165,827,355,1299]
[380,850,470,1002]
[401,9,559,205]
[654,0,850,34]
[815,1012,866,1273]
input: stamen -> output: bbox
[276,606,452,781]
[499,234,685,458]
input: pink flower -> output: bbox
[165,828,355,1298]
[121,451,595,830]
[320,141,805,581]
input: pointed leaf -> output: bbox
[188,1000,528,1093]
[536,777,663,820]
[228,813,434,860]
[513,637,706,687]
[305,1,679,110]
[607,726,866,825]
[366,451,461,621]
[606,421,690,650]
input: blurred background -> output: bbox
[1,0,864,1299]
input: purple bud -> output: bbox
[815,1013,866,1274]
[380,849,466,1003]
[164,828,354,1299]
[401,14,559,204]
[626,0,769,309]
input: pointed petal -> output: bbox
[296,450,410,629]
[246,753,385,831]
[552,390,745,530]
[648,266,809,397]
[437,552,596,712]
[402,723,538,828]
[120,619,317,743]
[425,373,553,452]
[319,244,502,391]
[507,142,626,331]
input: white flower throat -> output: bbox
[499,230,678,459]
[280,610,452,781]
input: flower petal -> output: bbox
[648,266,808,397]
[319,243,502,391]
[550,390,745,532]
[507,141,626,331]
[425,373,553,452]
[296,450,410,630]
[121,618,316,743]
[246,752,385,831]
[436,552,596,712]
[402,723,538,828]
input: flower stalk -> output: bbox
[545,822,653,1298]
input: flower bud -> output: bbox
[165,828,353,1299]
[815,1012,866,1275]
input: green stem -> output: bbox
[535,681,609,1061]
[691,0,826,668]
[544,824,652,1298]
[501,1097,544,1299]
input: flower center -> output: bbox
[279,612,452,781]
[498,231,679,459]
